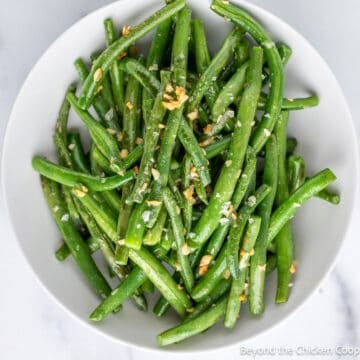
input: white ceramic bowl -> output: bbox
[2,0,358,353]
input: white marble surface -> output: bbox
[1,0,359,359]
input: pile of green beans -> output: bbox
[32,0,339,347]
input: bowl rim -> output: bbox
[2,0,359,353]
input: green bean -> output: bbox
[74,58,120,130]
[114,244,129,265]
[117,189,132,256]
[236,39,250,66]
[90,145,112,175]
[67,93,124,174]
[152,227,173,260]
[289,156,340,204]
[74,58,89,84]
[189,47,263,250]
[72,186,118,242]
[63,186,82,224]
[87,145,122,214]
[59,132,119,262]
[53,85,76,168]
[119,58,161,99]
[158,296,227,346]
[121,144,144,169]
[287,155,306,194]
[142,18,173,124]
[226,184,271,279]
[186,27,243,117]
[178,117,211,187]
[257,93,319,111]
[204,110,235,137]
[153,296,171,317]
[168,172,185,208]
[193,179,208,205]
[232,148,257,207]
[91,52,117,112]
[143,207,168,246]
[75,181,191,316]
[74,198,147,311]
[259,137,297,158]
[90,266,148,321]
[117,69,142,252]
[53,86,82,224]
[204,225,229,264]
[192,19,210,74]
[78,0,186,109]
[212,61,248,125]
[129,247,192,317]
[141,278,155,294]
[211,1,284,154]
[200,147,257,267]
[249,135,278,315]
[273,111,293,303]
[40,176,111,299]
[203,135,231,159]
[167,249,179,269]
[125,202,147,250]
[145,7,192,227]
[122,75,142,151]
[181,155,193,235]
[316,188,340,205]
[32,156,134,191]
[267,168,337,245]
[55,236,99,262]
[225,215,261,328]
[162,187,194,292]
[286,137,298,156]
[185,279,230,322]
[278,43,292,65]
[67,132,90,174]
[262,43,292,86]
[217,39,249,84]
[266,253,277,275]
[192,19,219,108]
[127,71,170,204]
[153,242,207,317]
[104,18,125,115]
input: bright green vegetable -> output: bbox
[145,7,192,227]
[55,236,99,262]
[129,247,193,317]
[74,198,147,311]
[74,57,120,130]
[192,18,219,108]
[90,267,148,321]
[189,46,264,250]
[267,169,336,245]
[162,187,194,292]
[126,71,170,204]
[34,1,340,346]
[249,135,278,315]
[186,26,243,117]
[224,215,261,328]
[78,0,186,109]
[211,0,284,154]
[104,18,125,115]
[142,18,173,124]
[158,296,227,346]
[41,176,111,299]
[273,112,293,303]
[32,156,134,191]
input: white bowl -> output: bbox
[2,0,358,353]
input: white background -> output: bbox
[1,1,359,359]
